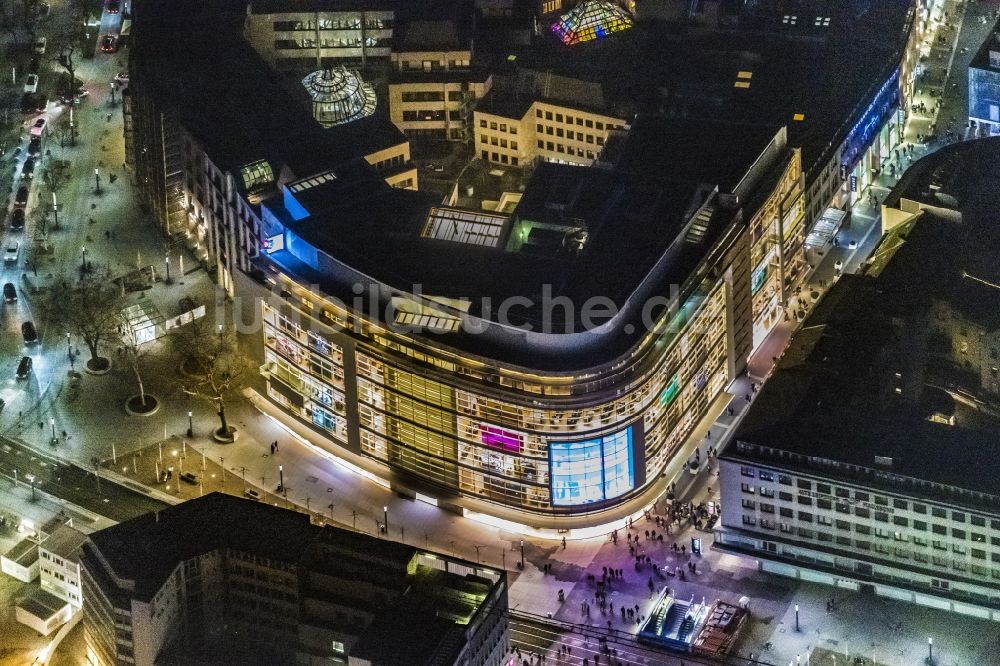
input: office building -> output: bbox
[716,140,1000,620]
[968,27,1000,136]
[244,0,396,70]
[473,71,629,167]
[388,19,492,141]
[39,523,88,609]
[81,493,508,666]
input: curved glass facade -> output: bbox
[261,275,730,516]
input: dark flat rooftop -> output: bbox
[86,494,503,666]
[489,0,913,180]
[87,493,318,601]
[267,152,748,370]
[132,0,406,177]
[727,138,1000,499]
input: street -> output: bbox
[0,0,997,664]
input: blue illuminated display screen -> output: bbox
[550,427,634,506]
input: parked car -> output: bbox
[180,471,199,485]
[244,488,261,500]
[34,95,47,113]
[114,71,129,84]
[9,209,24,231]
[21,156,34,179]
[23,74,38,94]
[30,117,46,136]
[99,35,117,53]
[35,2,50,19]
[21,321,37,344]
[16,356,32,380]
[33,37,46,54]
[28,57,40,74]
[3,283,17,303]
[28,136,40,155]
[14,186,28,207]
[4,241,19,264]
[106,0,120,13]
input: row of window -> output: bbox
[402,110,462,122]
[401,90,466,103]
[272,19,389,32]
[274,37,381,50]
[742,513,1000,580]
[535,107,612,130]
[399,58,470,71]
[481,135,519,150]
[536,123,605,145]
[481,151,519,166]
[479,119,519,134]
[536,141,596,161]
[740,466,1000,528]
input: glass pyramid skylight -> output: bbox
[552,0,634,45]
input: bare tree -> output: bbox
[41,273,124,371]
[173,322,254,439]
[120,307,154,409]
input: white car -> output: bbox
[23,74,38,94]
[834,259,844,271]
[33,37,47,54]
[848,239,858,249]
[4,241,20,264]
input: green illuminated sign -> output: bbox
[660,373,680,406]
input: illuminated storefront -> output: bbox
[259,273,730,516]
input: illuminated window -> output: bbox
[550,427,635,505]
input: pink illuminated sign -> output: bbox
[480,424,522,453]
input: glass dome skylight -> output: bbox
[302,66,377,127]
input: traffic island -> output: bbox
[212,426,238,443]
[125,394,160,416]
[85,356,112,375]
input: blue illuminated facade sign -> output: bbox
[842,68,900,169]
[550,426,637,506]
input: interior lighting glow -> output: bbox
[551,0,633,45]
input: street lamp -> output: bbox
[52,192,58,229]
[217,324,223,341]
[278,464,285,496]
[50,418,57,445]
[928,637,933,664]
[520,540,525,569]
[187,411,194,438]
[81,246,87,272]
[66,332,71,359]
[94,168,101,194]
[383,505,388,534]
[794,604,800,631]
[25,474,36,502]
[164,255,171,284]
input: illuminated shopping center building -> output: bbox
[246,117,803,520]
[128,0,922,523]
